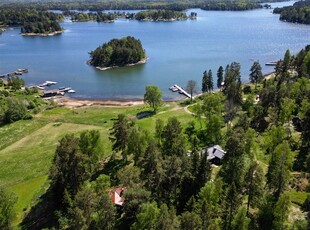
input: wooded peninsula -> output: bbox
[0,9,63,35]
[273,0,310,25]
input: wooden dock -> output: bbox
[173,84,191,98]
[0,68,28,78]
[265,61,278,66]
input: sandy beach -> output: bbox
[53,97,145,108]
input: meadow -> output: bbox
[0,101,194,225]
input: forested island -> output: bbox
[67,11,116,22]
[89,36,147,70]
[134,10,188,21]
[66,10,196,22]
[0,9,63,35]
[273,0,310,24]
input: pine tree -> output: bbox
[266,141,293,199]
[217,66,224,89]
[49,135,90,203]
[207,69,214,92]
[222,182,242,230]
[272,193,291,230]
[109,114,132,161]
[231,207,250,230]
[295,107,310,172]
[245,161,264,215]
[249,61,263,89]
[222,62,242,106]
[202,70,208,93]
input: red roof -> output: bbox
[109,187,127,206]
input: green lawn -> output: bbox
[0,102,195,226]
[0,122,107,225]
[0,122,106,186]
[10,175,48,224]
[0,119,47,150]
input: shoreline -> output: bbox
[52,71,275,109]
[52,96,183,109]
[53,97,145,108]
[89,57,149,71]
[21,30,64,37]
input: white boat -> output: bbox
[169,85,179,92]
[59,87,71,92]
[67,89,75,93]
[45,81,57,85]
[36,86,45,90]
[39,82,48,87]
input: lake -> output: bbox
[0,1,309,100]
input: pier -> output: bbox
[169,84,191,98]
[0,68,28,78]
[265,61,278,66]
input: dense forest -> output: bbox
[134,10,188,21]
[0,9,63,34]
[200,1,261,11]
[68,12,116,22]
[0,1,263,12]
[273,0,310,25]
[0,46,308,229]
[89,36,146,68]
[66,10,195,22]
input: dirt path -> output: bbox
[184,105,195,115]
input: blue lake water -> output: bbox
[0,1,309,100]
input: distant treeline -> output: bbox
[66,10,196,22]
[201,2,262,11]
[0,9,63,34]
[0,1,266,12]
[273,0,310,25]
[66,11,116,22]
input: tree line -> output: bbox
[67,11,116,22]
[0,9,63,34]
[273,0,310,25]
[0,1,266,14]
[134,10,188,21]
[0,76,42,126]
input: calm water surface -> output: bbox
[0,1,309,100]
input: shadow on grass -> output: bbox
[136,110,155,119]
[20,187,57,230]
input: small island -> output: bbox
[89,36,147,70]
[134,10,189,21]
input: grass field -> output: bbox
[0,102,194,226]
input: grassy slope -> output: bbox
[0,122,107,223]
[0,102,194,225]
